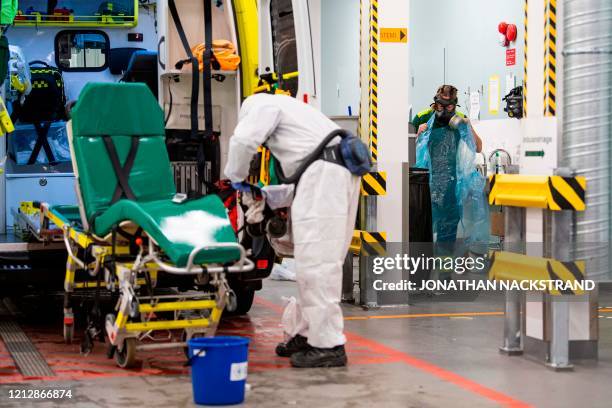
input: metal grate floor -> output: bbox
[0,320,55,378]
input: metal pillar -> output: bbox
[500,205,526,355]
[341,253,354,303]
[359,195,378,308]
[546,167,575,371]
[547,300,573,371]
[500,290,524,355]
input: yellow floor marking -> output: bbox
[344,307,612,321]
[344,311,504,321]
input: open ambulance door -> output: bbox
[256,0,316,105]
[156,0,242,192]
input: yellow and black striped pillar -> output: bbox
[369,0,379,162]
[360,231,387,256]
[523,0,528,117]
[543,0,557,116]
[357,0,362,140]
[361,171,387,196]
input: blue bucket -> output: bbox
[188,336,250,405]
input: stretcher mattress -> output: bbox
[51,197,240,267]
[57,82,240,268]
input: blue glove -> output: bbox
[231,182,253,193]
[232,182,264,199]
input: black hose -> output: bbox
[274,128,350,184]
[165,77,174,125]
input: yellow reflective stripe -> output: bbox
[234,0,259,97]
[74,278,148,289]
[417,108,433,117]
[350,230,361,255]
[210,306,223,323]
[138,300,217,313]
[116,311,128,329]
[125,318,210,332]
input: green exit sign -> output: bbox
[525,150,545,157]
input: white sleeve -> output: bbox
[262,184,295,209]
[224,104,282,183]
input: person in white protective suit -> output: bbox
[224,93,361,368]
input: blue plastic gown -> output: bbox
[415,114,489,254]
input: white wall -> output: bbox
[410,0,525,121]
[376,0,410,242]
[321,0,360,116]
[316,0,556,245]
[310,0,322,110]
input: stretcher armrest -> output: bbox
[146,240,254,275]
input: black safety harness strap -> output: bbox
[28,122,57,165]
[203,0,213,139]
[273,129,350,185]
[197,0,219,189]
[168,0,199,137]
[90,135,139,239]
[102,136,139,203]
[321,144,345,167]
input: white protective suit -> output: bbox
[224,94,360,348]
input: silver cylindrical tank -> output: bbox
[562,0,612,278]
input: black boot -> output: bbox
[275,334,310,357]
[290,345,347,368]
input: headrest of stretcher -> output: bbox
[71,82,165,137]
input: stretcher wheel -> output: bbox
[226,290,238,312]
[115,338,137,369]
[63,323,74,344]
[226,287,255,315]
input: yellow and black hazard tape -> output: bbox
[488,251,585,296]
[19,201,40,216]
[488,174,585,211]
[351,230,386,256]
[361,231,386,256]
[547,175,585,211]
[357,0,362,140]
[32,80,49,89]
[369,0,379,162]
[524,0,528,117]
[544,0,557,116]
[361,171,386,196]
[546,259,585,295]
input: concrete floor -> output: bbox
[1,280,612,407]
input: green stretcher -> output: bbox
[30,83,254,364]
[51,82,252,273]
[1,0,17,25]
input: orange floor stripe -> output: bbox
[254,296,532,408]
[344,311,504,320]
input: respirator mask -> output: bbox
[435,110,454,125]
[433,95,459,126]
[448,114,469,130]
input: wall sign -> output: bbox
[380,28,408,43]
[506,48,516,66]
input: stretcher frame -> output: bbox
[31,201,254,368]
